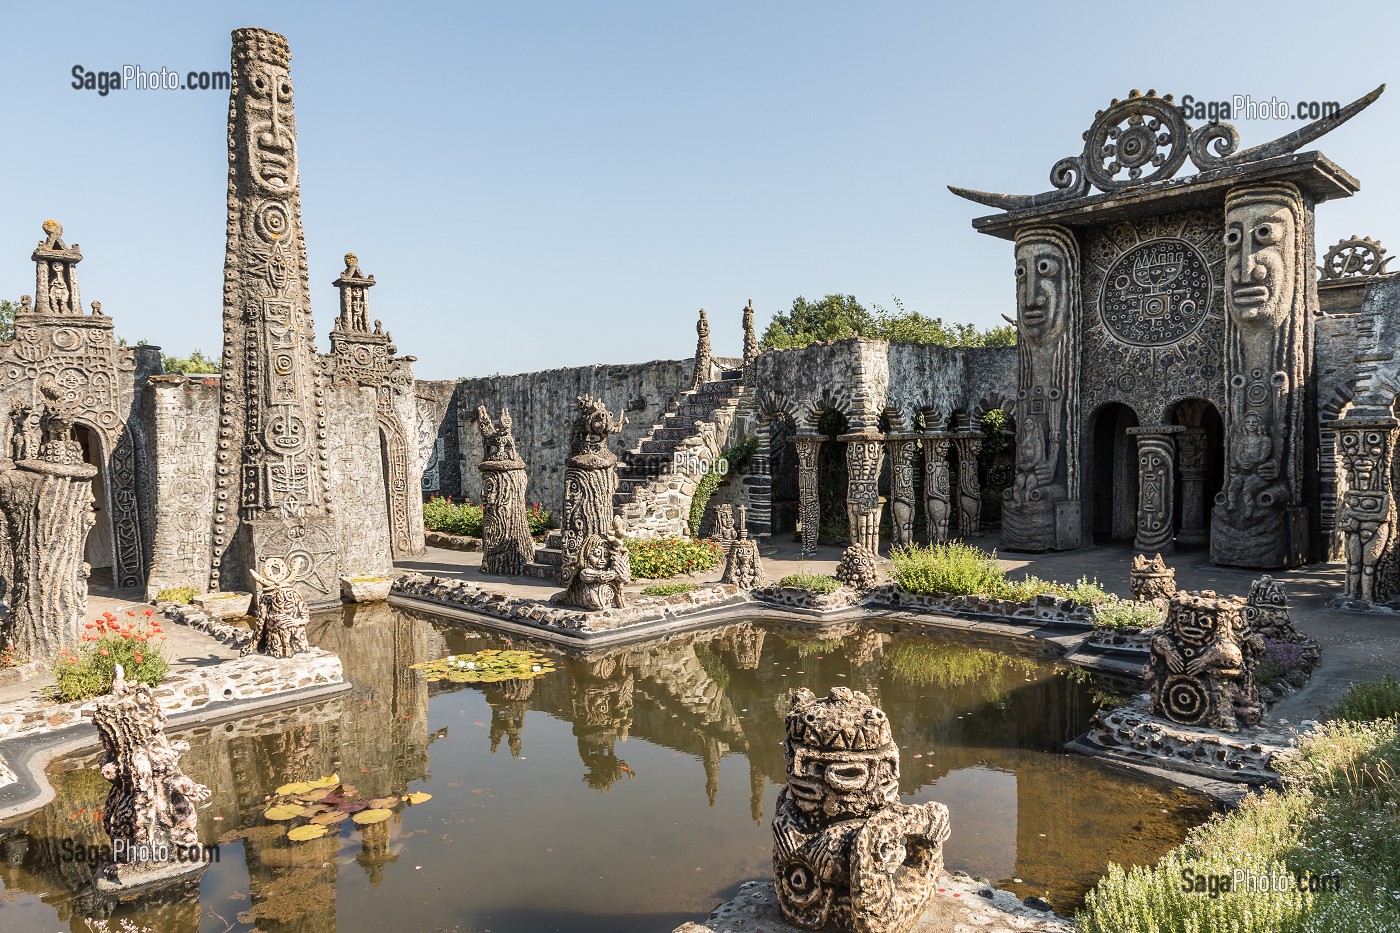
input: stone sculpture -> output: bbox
[1320,235,1391,280]
[721,505,764,590]
[711,503,737,552]
[742,299,759,384]
[834,543,882,594]
[773,686,950,933]
[558,394,625,585]
[1147,591,1262,732]
[887,437,918,550]
[244,557,311,658]
[93,664,211,889]
[1242,575,1300,642]
[920,433,952,544]
[477,405,534,576]
[953,433,983,538]
[843,434,885,553]
[1129,553,1177,608]
[1002,225,1083,551]
[555,521,630,611]
[1211,182,1311,568]
[1332,419,1397,605]
[211,27,341,604]
[692,308,711,390]
[0,391,97,660]
[792,435,822,556]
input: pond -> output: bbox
[0,604,1214,932]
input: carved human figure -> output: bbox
[1341,491,1391,604]
[1147,591,1260,732]
[888,438,917,549]
[772,687,950,933]
[711,503,737,552]
[47,263,69,314]
[244,557,311,657]
[954,434,983,538]
[1129,552,1177,610]
[93,664,211,888]
[691,308,711,390]
[558,395,625,585]
[844,436,885,553]
[721,538,765,590]
[1003,225,1081,551]
[477,405,534,575]
[556,529,630,611]
[921,433,952,544]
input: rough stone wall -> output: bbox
[142,376,220,598]
[325,384,394,577]
[452,359,697,515]
[414,380,460,499]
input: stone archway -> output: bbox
[1169,399,1225,548]
[1089,403,1139,543]
[73,423,113,586]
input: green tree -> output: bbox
[161,349,220,374]
[873,297,1015,347]
[0,299,18,342]
[759,294,878,350]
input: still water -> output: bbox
[0,604,1213,932]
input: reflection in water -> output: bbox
[0,608,1214,932]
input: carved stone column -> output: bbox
[741,299,758,385]
[558,396,624,585]
[1176,428,1209,546]
[1331,417,1398,605]
[885,435,918,549]
[921,433,952,544]
[477,406,535,576]
[1128,426,1183,554]
[952,433,984,538]
[790,435,823,556]
[691,308,711,390]
[841,433,885,554]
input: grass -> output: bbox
[641,582,697,597]
[1078,677,1400,933]
[1332,674,1400,722]
[423,497,555,539]
[154,586,198,605]
[778,573,841,594]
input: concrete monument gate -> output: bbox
[953,86,1384,568]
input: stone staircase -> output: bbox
[522,370,746,579]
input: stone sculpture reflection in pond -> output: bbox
[244,557,312,658]
[1146,591,1262,733]
[94,664,211,890]
[555,520,631,611]
[773,686,950,933]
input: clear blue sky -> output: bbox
[1,1,1393,380]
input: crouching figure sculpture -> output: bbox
[244,557,311,658]
[773,687,950,933]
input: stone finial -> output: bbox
[691,307,712,390]
[90,300,103,316]
[774,687,950,933]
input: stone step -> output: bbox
[638,437,682,455]
[521,561,559,580]
[531,546,563,567]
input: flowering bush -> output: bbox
[422,496,484,537]
[1257,636,1311,688]
[526,501,556,538]
[625,537,723,579]
[1092,598,1164,630]
[51,610,170,702]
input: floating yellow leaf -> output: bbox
[367,797,399,809]
[352,808,392,825]
[310,811,349,826]
[274,781,313,797]
[264,804,306,821]
[401,792,432,805]
[310,773,341,788]
[287,824,328,842]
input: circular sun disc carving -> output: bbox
[1162,674,1210,725]
[1083,92,1189,191]
[1099,238,1211,346]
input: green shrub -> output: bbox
[154,586,197,605]
[1332,674,1400,723]
[1092,597,1163,630]
[526,502,556,537]
[641,582,697,596]
[890,542,1006,596]
[423,496,484,537]
[1060,575,1112,605]
[625,537,723,579]
[52,610,169,702]
[687,437,761,535]
[777,573,840,594]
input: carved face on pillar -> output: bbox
[233,30,299,195]
[1014,232,1074,345]
[1224,186,1300,327]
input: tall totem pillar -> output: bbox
[558,395,624,584]
[741,299,758,385]
[952,432,984,539]
[211,27,340,605]
[840,433,885,554]
[1210,182,1312,569]
[1128,426,1183,554]
[790,434,822,556]
[885,435,919,549]
[1001,224,1082,551]
[1330,417,1398,605]
[921,432,952,544]
[477,406,534,576]
[691,308,711,390]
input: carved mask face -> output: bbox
[786,745,899,819]
[1170,604,1218,647]
[240,61,299,194]
[1015,237,1070,344]
[1224,196,1296,326]
[586,542,608,569]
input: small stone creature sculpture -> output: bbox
[93,664,211,889]
[243,557,311,657]
[1129,552,1177,608]
[773,687,950,933]
[834,543,882,594]
[555,520,631,611]
[721,506,764,590]
[1241,574,1299,641]
[1147,591,1262,732]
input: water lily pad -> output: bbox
[367,797,399,809]
[410,649,556,684]
[275,781,314,797]
[287,824,328,842]
[402,792,432,805]
[310,811,349,826]
[352,808,393,825]
[264,804,305,821]
[302,787,333,802]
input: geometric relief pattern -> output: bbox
[1082,210,1227,420]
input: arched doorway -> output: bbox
[1169,399,1225,547]
[816,409,849,544]
[766,413,799,535]
[1089,403,1139,543]
[73,424,114,586]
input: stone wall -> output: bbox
[414,379,460,499]
[325,384,394,577]
[142,375,220,597]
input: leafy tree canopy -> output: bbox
[0,299,18,342]
[161,349,220,374]
[759,294,1014,351]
